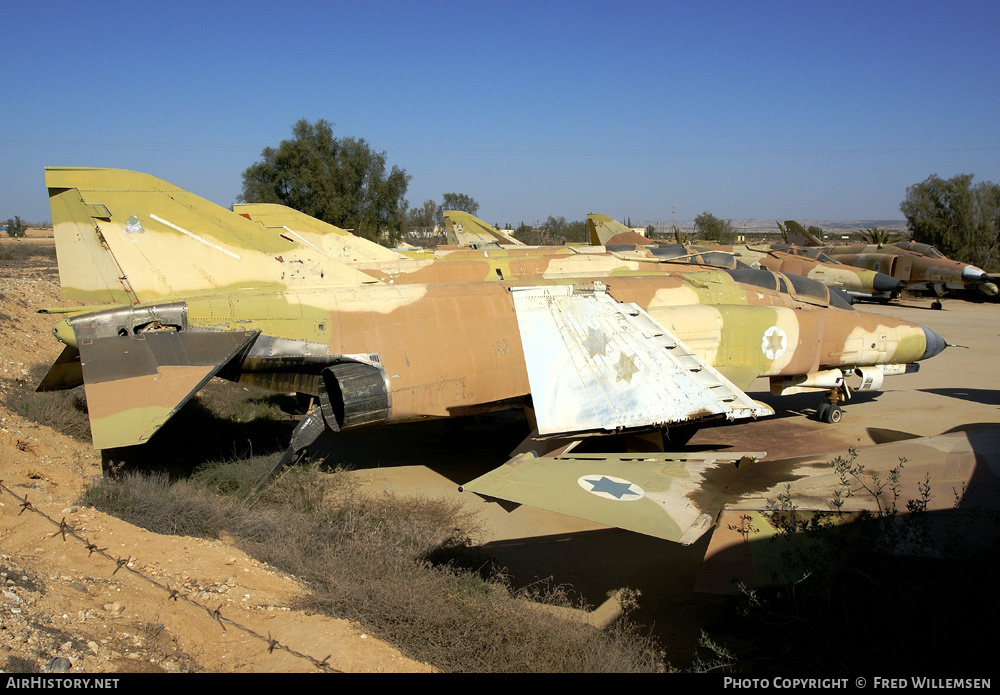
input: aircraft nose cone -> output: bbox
[962,265,989,284]
[872,272,904,293]
[920,326,947,360]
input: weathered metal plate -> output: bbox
[510,283,771,435]
[78,329,258,449]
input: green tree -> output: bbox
[406,199,440,237]
[693,211,736,244]
[441,192,479,215]
[238,119,411,246]
[5,215,25,238]
[533,216,587,244]
[511,221,536,244]
[437,192,479,229]
[900,173,1000,269]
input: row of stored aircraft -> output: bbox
[37,167,955,544]
[585,214,996,306]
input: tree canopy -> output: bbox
[900,173,1000,270]
[4,215,26,238]
[238,119,411,245]
[441,193,479,215]
[510,216,587,245]
[406,199,439,237]
[693,211,736,244]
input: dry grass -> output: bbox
[82,458,666,672]
[4,366,92,441]
[0,238,57,268]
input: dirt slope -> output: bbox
[0,239,432,674]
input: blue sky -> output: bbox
[2,1,998,226]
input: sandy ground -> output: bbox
[0,239,432,673]
[2,236,998,672]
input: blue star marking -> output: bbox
[583,476,639,500]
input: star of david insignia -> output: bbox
[578,475,644,501]
[583,326,610,357]
[614,351,639,383]
[761,326,787,360]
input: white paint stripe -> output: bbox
[282,226,327,256]
[149,213,242,260]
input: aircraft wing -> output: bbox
[76,328,259,449]
[462,450,766,545]
[510,283,772,435]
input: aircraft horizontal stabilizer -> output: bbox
[463,450,765,545]
[77,328,259,449]
[510,283,772,435]
[36,345,84,391]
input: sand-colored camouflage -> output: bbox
[587,213,905,300]
[39,167,949,540]
[823,240,998,300]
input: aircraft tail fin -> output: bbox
[443,210,524,246]
[586,213,650,246]
[45,167,381,304]
[783,220,824,247]
[232,202,403,263]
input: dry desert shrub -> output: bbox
[82,457,666,673]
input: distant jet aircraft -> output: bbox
[822,240,998,308]
[38,168,947,540]
[235,203,721,285]
[587,214,904,301]
[774,220,997,307]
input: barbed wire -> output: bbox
[0,479,342,674]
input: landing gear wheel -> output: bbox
[823,405,843,424]
[816,403,830,422]
[931,300,943,310]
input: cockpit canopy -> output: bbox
[893,241,944,258]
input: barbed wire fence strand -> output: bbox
[1,480,342,673]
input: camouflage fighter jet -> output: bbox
[39,168,947,531]
[822,240,998,308]
[587,214,904,301]
[776,221,997,306]
[236,202,752,285]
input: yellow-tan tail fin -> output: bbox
[232,202,403,263]
[46,167,381,304]
[444,210,525,246]
[586,213,651,246]
[783,220,824,247]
